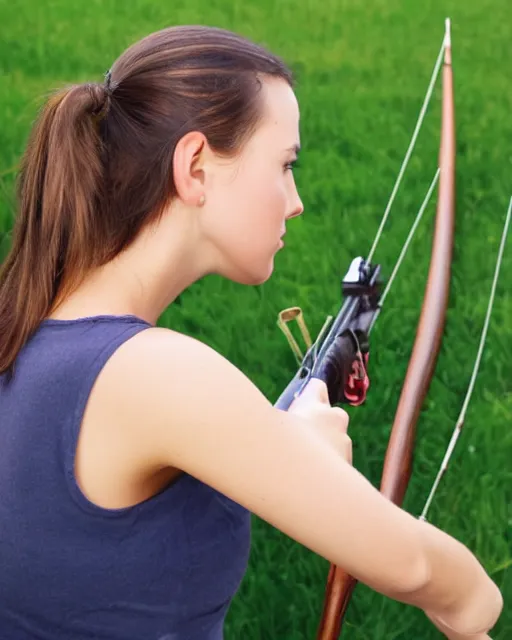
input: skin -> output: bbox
[49,76,501,639]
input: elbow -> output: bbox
[381,544,432,604]
[398,553,432,599]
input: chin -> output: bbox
[223,257,275,286]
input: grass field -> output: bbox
[1,0,511,638]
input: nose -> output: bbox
[286,189,304,220]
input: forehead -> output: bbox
[256,76,300,142]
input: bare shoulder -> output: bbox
[100,326,427,587]
[105,324,273,422]
[97,324,278,466]
[99,324,317,504]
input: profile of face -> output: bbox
[173,76,304,286]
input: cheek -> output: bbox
[243,174,285,242]
[246,168,287,223]
[204,177,285,283]
[225,164,285,235]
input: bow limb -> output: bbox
[316,19,455,639]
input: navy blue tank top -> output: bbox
[0,315,251,639]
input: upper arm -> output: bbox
[110,327,429,600]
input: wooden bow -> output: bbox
[316,20,455,638]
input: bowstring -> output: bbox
[376,167,440,311]
[419,195,512,522]
[366,31,447,264]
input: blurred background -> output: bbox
[1,1,511,638]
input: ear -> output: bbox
[172,131,208,206]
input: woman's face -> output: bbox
[200,76,304,285]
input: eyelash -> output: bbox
[284,160,299,172]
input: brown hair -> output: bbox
[0,25,293,377]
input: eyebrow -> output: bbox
[286,144,301,155]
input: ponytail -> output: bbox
[0,83,109,376]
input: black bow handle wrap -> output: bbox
[275,328,369,410]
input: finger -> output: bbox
[341,434,352,465]
[331,406,350,432]
[295,378,330,406]
[346,442,353,465]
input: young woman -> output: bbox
[0,24,502,640]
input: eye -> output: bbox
[284,159,299,172]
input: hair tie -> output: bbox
[104,69,113,96]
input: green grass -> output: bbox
[1,0,511,638]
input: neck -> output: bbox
[49,207,215,325]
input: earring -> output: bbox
[198,194,205,206]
